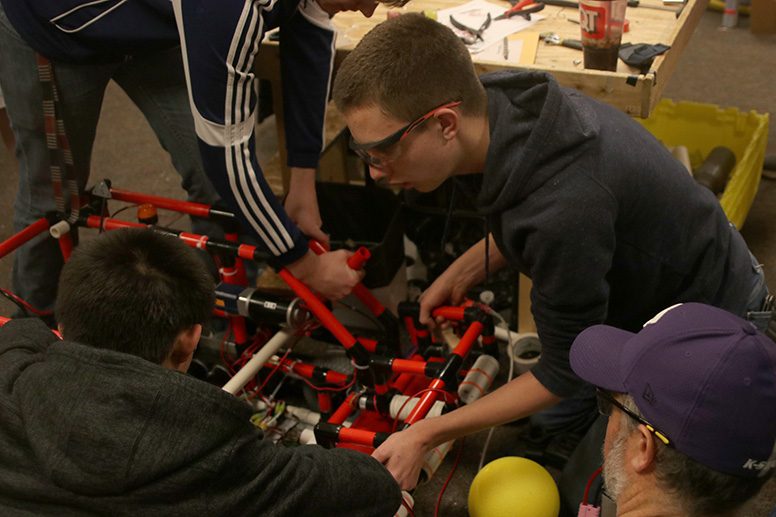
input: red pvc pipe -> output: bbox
[0,218,50,259]
[237,244,260,261]
[338,426,378,447]
[353,284,386,316]
[328,393,358,425]
[280,358,349,385]
[357,337,378,353]
[403,378,446,426]
[110,188,211,218]
[57,232,74,261]
[318,392,332,414]
[432,306,465,321]
[309,240,386,317]
[451,320,483,358]
[230,316,248,345]
[404,321,484,426]
[390,358,429,376]
[178,231,209,250]
[278,268,358,350]
[85,215,145,231]
[347,247,371,270]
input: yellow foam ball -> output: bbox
[468,457,560,517]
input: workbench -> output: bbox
[256,0,708,190]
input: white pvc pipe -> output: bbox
[49,220,71,239]
[221,328,300,395]
[286,405,321,426]
[494,326,537,344]
[389,395,446,421]
[458,354,500,405]
[393,491,415,517]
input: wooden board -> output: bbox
[259,0,707,119]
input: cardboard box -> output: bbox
[751,0,776,33]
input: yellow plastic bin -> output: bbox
[636,99,770,229]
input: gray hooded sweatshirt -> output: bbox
[0,318,401,516]
[478,71,755,398]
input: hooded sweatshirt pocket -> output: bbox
[49,0,128,34]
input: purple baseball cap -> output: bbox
[570,303,776,478]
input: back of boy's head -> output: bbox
[333,13,487,120]
[55,228,215,364]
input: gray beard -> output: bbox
[602,426,630,501]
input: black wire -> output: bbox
[98,197,106,233]
[484,218,490,285]
[439,180,458,252]
[110,204,136,218]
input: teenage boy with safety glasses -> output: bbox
[332,13,771,492]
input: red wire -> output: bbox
[0,287,53,316]
[434,437,466,517]
[219,322,234,373]
[583,466,603,504]
[249,347,294,400]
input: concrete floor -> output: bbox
[0,9,775,517]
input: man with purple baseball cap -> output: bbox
[570,303,776,516]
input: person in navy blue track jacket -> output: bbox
[0,0,399,313]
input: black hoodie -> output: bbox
[478,71,754,397]
[0,318,401,516]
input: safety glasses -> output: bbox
[596,389,672,446]
[349,100,462,167]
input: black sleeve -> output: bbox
[218,433,402,516]
[510,183,617,398]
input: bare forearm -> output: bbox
[416,372,561,447]
[451,235,507,287]
[288,167,316,194]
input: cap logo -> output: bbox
[642,383,656,405]
[643,303,683,328]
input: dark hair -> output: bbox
[332,13,487,120]
[619,396,770,516]
[55,229,215,364]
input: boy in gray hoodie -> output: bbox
[332,13,769,491]
[0,228,401,516]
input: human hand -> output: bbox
[285,167,329,248]
[287,250,364,300]
[372,423,432,490]
[418,269,471,327]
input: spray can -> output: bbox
[721,0,738,29]
[694,146,736,195]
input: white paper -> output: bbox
[437,0,543,54]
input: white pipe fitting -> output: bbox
[49,220,71,239]
[221,328,300,395]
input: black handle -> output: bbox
[562,39,584,50]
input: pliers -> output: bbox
[494,0,546,20]
[449,13,492,45]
